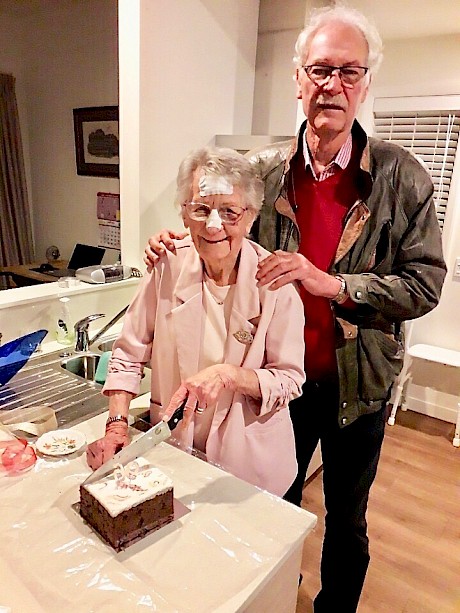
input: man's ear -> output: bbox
[295,68,302,100]
[360,74,371,103]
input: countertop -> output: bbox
[0,396,317,612]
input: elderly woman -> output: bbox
[87,147,305,496]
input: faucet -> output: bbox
[88,305,129,348]
[74,314,105,352]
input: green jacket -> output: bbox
[246,120,447,426]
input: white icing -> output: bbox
[198,172,233,196]
[206,208,223,229]
[84,457,173,518]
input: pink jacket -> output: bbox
[104,238,306,496]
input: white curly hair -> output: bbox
[293,3,383,79]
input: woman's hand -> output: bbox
[163,364,238,427]
[143,229,189,268]
[86,390,133,470]
[163,364,262,427]
[86,422,130,470]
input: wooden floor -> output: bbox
[296,409,460,613]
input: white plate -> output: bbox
[35,429,86,456]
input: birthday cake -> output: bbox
[80,457,174,551]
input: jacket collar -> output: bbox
[292,119,373,195]
[174,243,203,304]
[173,239,261,318]
[230,239,261,321]
[288,120,373,264]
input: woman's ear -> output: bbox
[245,212,256,235]
[181,210,189,229]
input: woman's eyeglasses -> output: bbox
[183,202,247,225]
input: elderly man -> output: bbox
[145,5,446,612]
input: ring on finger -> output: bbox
[195,406,205,414]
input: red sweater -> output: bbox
[288,152,359,381]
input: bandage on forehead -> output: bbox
[199,172,233,196]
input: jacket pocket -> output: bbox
[357,327,403,403]
[364,220,392,273]
[242,409,297,496]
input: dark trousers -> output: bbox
[284,380,386,613]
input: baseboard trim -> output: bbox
[403,386,458,424]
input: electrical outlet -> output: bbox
[454,257,460,278]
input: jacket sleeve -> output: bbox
[342,150,447,323]
[252,284,306,415]
[103,268,159,396]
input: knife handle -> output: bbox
[168,400,186,431]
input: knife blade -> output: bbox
[83,400,186,485]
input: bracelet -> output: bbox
[106,414,128,427]
[332,275,348,304]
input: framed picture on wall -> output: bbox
[73,106,119,177]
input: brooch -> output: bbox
[233,330,254,345]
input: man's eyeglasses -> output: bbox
[183,201,248,224]
[303,64,369,88]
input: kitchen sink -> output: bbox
[0,340,151,433]
[0,349,107,430]
[61,353,101,381]
[61,348,150,395]
[96,336,150,370]
[97,338,115,353]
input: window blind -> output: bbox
[373,110,460,229]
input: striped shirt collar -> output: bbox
[303,132,353,181]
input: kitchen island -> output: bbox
[0,404,317,612]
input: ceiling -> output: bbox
[1,0,459,40]
[351,0,460,40]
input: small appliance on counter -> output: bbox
[75,264,137,284]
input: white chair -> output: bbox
[388,320,460,447]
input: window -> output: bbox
[373,97,460,230]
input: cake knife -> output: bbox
[83,401,186,485]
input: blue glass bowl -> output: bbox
[0,329,48,387]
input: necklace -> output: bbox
[204,276,231,306]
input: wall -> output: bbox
[252,0,310,135]
[372,35,460,423]
[0,0,119,264]
[0,10,33,240]
[119,0,260,268]
[0,280,139,347]
[251,0,460,424]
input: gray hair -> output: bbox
[293,3,383,78]
[175,146,264,214]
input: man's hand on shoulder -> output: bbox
[143,229,189,268]
[256,250,342,298]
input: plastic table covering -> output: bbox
[0,411,317,613]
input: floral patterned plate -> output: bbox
[35,429,86,456]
